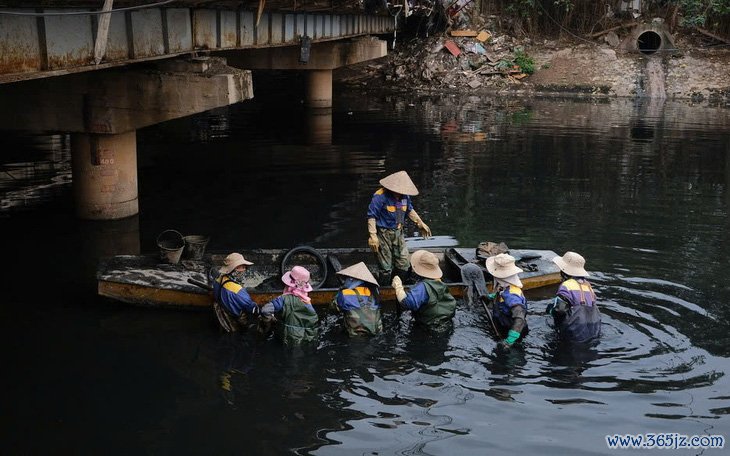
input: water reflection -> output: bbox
[0,133,71,212]
[2,92,730,454]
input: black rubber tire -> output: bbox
[280,246,328,290]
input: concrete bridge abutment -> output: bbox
[0,57,252,220]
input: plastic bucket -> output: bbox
[183,235,210,261]
[157,229,185,264]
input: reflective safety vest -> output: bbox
[416,279,456,328]
[214,274,254,317]
[276,294,319,345]
[493,285,528,329]
[557,278,596,307]
[555,278,600,342]
[368,188,412,230]
[338,287,383,337]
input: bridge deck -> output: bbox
[0,6,395,83]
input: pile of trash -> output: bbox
[344,14,537,92]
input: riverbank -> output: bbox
[335,34,730,104]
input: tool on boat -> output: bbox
[188,277,213,291]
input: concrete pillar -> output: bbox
[71,131,138,220]
[306,70,333,108]
[306,108,333,145]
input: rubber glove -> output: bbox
[408,210,432,238]
[261,302,275,316]
[502,329,521,347]
[367,218,379,252]
[392,276,406,302]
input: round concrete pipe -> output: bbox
[71,131,139,220]
[306,70,333,109]
[637,31,662,55]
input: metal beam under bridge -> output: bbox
[0,7,395,83]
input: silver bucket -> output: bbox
[183,235,210,261]
[157,229,185,264]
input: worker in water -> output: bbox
[546,251,601,342]
[367,170,432,284]
[485,253,528,349]
[391,250,455,329]
[330,262,383,337]
[260,265,319,345]
[213,252,259,332]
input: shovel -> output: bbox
[460,263,502,339]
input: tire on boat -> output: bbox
[280,246,328,290]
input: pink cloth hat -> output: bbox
[281,265,314,292]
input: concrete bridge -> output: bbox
[0,1,396,219]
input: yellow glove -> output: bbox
[367,218,379,252]
[392,276,406,302]
[408,210,432,238]
[418,221,432,238]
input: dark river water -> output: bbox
[2,78,730,455]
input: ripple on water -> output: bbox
[311,267,727,455]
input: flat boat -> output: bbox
[97,246,561,309]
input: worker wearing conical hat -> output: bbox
[547,251,601,342]
[330,262,383,337]
[367,170,432,283]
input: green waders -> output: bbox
[334,287,383,337]
[415,279,457,328]
[375,227,410,282]
[276,294,319,345]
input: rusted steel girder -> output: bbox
[0,1,372,12]
[0,6,395,83]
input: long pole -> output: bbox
[481,297,502,339]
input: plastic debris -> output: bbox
[444,40,461,57]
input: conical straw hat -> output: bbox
[379,171,419,196]
[411,250,442,279]
[552,251,589,277]
[336,262,379,286]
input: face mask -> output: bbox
[229,270,246,283]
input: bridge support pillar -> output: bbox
[71,131,138,220]
[306,70,333,109]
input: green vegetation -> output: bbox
[674,0,730,27]
[513,49,536,74]
[481,0,730,38]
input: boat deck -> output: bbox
[97,247,561,309]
